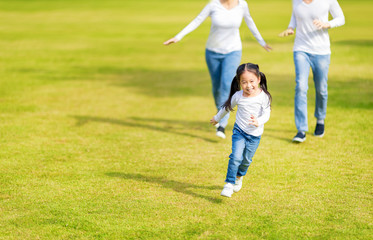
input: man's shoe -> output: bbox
[314,123,325,137]
[221,183,234,197]
[216,126,226,139]
[292,131,306,143]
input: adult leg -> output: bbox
[205,49,223,111]
[310,54,330,121]
[225,125,246,184]
[218,50,242,128]
[294,51,311,132]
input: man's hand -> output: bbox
[313,20,331,30]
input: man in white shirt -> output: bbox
[279,0,345,142]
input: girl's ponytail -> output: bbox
[222,75,240,111]
[259,71,272,106]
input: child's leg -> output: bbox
[237,135,261,177]
[225,127,246,184]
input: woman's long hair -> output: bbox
[222,63,272,111]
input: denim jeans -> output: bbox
[205,49,242,128]
[225,124,261,184]
[293,51,330,132]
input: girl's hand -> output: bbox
[313,20,330,30]
[263,44,272,52]
[163,38,179,45]
[210,118,218,125]
[278,28,294,37]
[249,115,259,127]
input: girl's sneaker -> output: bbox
[233,177,243,192]
[216,126,226,139]
[221,183,234,197]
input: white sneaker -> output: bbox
[221,183,234,197]
[216,126,226,139]
[233,177,243,192]
[216,131,226,139]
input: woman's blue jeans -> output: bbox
[293,51,331,132]
[225,124,261,184]
[205,49,242,128]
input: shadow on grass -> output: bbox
[72,115,218,143]
[112,68,212,98]
[19,63,371,109]
[264,128,294,143]
[106,172,223,204]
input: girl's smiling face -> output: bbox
[239,70,261,97]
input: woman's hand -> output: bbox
[249,115,259,127]
[163,38,179,45]
[313,20,330,30]
[278,28,294,37]
[263,44,272,52]
[210,118,218,125]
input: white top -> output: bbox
[288,0,345,55]
[214,90,271,136]
[175,0,266,54]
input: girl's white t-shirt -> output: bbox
[175,0,266,54]
[214,90,271,136]
[288,0,345,55]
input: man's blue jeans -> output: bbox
[205,49,242,128]
[294,51,330,132]
[225,124,261,184]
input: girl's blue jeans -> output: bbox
[205,49,242,128]
[293,51,331,132]
[225,124,261,184]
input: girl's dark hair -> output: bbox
[222,63,272,111]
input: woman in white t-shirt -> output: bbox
[279,0,345,143]
[164,0,271,139]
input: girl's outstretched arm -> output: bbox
[210,118,218,125]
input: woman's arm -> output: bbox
[242,2,272,51]
[164,3,212,45]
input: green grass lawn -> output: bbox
[0,0,372,239]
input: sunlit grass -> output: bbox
[0,0,372,239]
